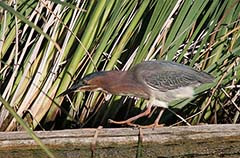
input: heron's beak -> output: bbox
[57,81,100,97]
[57,81,85,97]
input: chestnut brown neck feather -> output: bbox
[97,71,150,99]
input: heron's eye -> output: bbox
[82,79,88,85]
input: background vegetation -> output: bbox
[0,0,239,132]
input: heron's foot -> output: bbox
[139,108,165,129]
[108,106,167,129]
[108,119,164,128]
[108,119,138,127]
[136,122,164,129]
[108,107,152,127]
[131,114,165,129]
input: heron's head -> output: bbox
[58,71,110,97]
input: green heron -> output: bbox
[59,60,214,127]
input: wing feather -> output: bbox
[131,61,212,92]
[142,71,199,91]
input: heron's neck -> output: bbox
[100,71,149,99]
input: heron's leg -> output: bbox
[148,106,157,118]
[138,108,191,128]
[134,98,168,128]
[153,108,165,127]
[136,108,165,129]
[152,99,191,126]
[108,105,152,126]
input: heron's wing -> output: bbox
[140,71,200,92]
[131,61,214,92]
